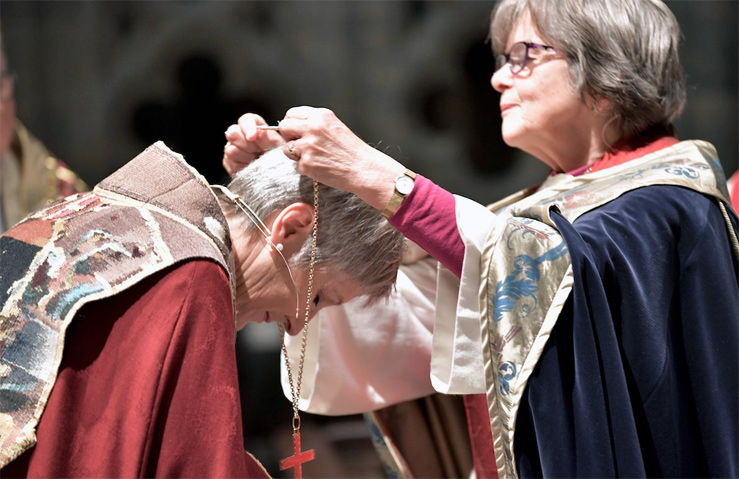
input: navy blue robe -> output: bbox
[515,185,738,477]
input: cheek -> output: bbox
[518,85,550,116]
[521,87,580,129]
[270,280,300,315]
[518,66,575,115]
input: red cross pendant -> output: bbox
[280,431,315,479]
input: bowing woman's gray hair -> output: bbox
[222,147,405,302]
[490,0,686,138]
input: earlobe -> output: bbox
[591,97,610,114]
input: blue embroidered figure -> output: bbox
[492,240,567,323]
[665,166,699,179]
[498,361,517,396]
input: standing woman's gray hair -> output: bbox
[490,0,686,138]
[222,147,405,302]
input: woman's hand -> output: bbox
[276,106,407,211]
[222,113,285,176]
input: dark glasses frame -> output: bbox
[496,42,558,74]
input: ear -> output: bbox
[268,202,314,257]
[590,96,611,114]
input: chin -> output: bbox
[236,309,262,330]
[501,119,522,141]
[501,125,537,155]
[235,315,250,331]
[501,130,524,150]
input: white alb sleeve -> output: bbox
[430,195,498,395]
[282,257,439,415]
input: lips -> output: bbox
[500,103,517,114]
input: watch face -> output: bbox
[396,175,415,195]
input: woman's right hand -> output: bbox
[277,106,406,212]
[222,113,285,176]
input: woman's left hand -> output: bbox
[222,113,285,176]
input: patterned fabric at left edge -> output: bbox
[0,142,233,468]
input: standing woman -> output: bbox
[224,0,739,477]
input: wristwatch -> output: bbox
[381,169,417,219]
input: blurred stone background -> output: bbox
[2,1,736,477]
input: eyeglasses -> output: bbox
[496,42,557,74]
[0,72,17,103]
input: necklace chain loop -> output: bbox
[280,180,319,430]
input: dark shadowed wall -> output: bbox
[2,1,735,201]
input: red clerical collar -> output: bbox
[561,127,680,177]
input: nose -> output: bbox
[287,313,306,336]
[491,64,512,93]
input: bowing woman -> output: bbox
[223,0,739,477]
[0,143,404,477]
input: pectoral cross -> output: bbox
[280,431,315,479]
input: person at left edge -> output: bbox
[0,142,404,477]
[0,33,87,233]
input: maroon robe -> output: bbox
[3,259,269,478]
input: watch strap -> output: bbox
[381,169,417,219]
